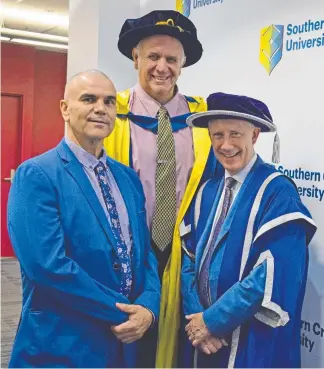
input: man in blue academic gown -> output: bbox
[180,92,317,367]
[7,70,161,368]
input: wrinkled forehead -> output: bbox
[66,74,116,99]
[208,118,253,131]
[140,34,184,55]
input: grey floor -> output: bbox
[1,258,21,368]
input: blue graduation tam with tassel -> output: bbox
[187,92,280,163]
[118,10,203,67]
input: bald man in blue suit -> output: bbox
[7,70,160,368]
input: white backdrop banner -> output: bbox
[141,0,324,366]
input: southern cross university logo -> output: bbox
[259,24,284,75]
[176,0,191,17]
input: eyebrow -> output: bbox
[104,95,116,102]
[212,130,242,134]
[146,51,161,58]
[79,93,116,101]
[79,93,95,100]
[147,51,179,59]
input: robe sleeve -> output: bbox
[203,220,309,336]
[182,252,204,315]
[181,191,204,315]
[132,174,161,323]
[7,161,131,325]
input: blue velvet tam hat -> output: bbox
[187,92,280,162]
[187,92,276,132]
[118,10,203,67]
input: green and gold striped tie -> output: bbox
[151,106,177,252]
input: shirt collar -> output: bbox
[225,153,257,185]
[132,82,181,117]
[64,136,107,170]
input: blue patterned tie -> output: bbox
[198,177,237,308]
[94,162,132,297]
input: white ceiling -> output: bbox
[1,0,69,36]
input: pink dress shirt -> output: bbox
[129,83,194,229]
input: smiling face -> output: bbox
[208,119,260,175]
[60,71,117,148]
[132,35,185,104]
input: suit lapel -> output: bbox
[56,140,118,251]
[199,158,261,270]
[215,159,260,245]
[197,178,224,274]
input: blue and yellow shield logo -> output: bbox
[176,0,191,17]
[260,24,284,75]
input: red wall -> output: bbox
[1,43,67,159]
[33,49,67,156]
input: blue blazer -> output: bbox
[7,139,161,368]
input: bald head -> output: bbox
[64,69,115,100]
[61,69,117,149]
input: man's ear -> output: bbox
[178,55,186,77]
[132,48,139,70]
[252,127,261,144]
[60,100,69,122]
[181,55,187,68]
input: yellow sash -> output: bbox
[104,90,210,367]
[104,89,131,165]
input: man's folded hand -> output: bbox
[111,303,153,344]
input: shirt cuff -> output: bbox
[141,306,156,328]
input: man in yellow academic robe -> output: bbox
[104,10,222,367]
